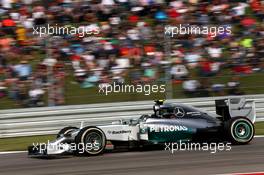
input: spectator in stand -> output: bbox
[1,15,16,35]
[211,83,225,96]
[14,60,32,81]
[170,60,188,81]
[0,0,263,107]
[207,43,223,60]
[184,49,201,68]
[142,63,158,84]
[182,78,200,97]
[227,76,244,95]
[0,66,7,98]
[0,35,14,52]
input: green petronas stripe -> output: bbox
[148,129,195,142]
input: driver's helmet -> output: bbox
[153,100,175,118]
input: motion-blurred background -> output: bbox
[0,0,264,109]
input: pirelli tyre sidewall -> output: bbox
[57,126,78,138]
[226,117,255,145]
[75,126,106,155]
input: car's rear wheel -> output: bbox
[75,126,106,156]
[225,117,255,144]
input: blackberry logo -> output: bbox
[109,130,132,134]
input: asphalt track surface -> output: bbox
[0,137,264,175]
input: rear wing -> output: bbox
[215,97,256,123]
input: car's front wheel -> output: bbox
[75,126,106,156]
[225,117,255,144]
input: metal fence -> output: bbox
[1,94,264,138]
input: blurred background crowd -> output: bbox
[0,0,264,108]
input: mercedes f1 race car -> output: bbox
[28,97,256,156]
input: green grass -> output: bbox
[0,97,20,110]
[47,71,264,106]
[0,135,55,151]
[1,58,264,110]
[1,67,264,110]
[255,122,264,135]
[1,122,264,151]
[63,72,167,105]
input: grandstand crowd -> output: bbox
[0,0,264,107]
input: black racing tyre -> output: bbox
[56,126,78,138]
[225,117,255,145]
[75,126,106,156]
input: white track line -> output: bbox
[253,135,264,138]
[217,171,264,175]
[0,151,27,154]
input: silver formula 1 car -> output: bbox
[28,97,256,156]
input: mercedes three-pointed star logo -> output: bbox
[174,107,185,117]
